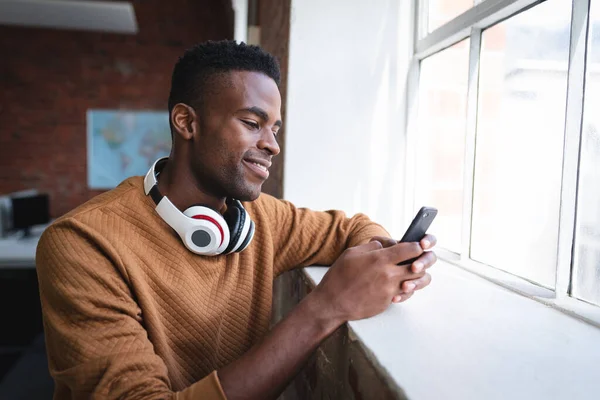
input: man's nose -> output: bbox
[257,130,280,156]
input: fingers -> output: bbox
[392,274,432,304]
[420,234,437,250]
[378,242,424,265]
[411,251,437,273]
[388,236,436,304]
[392,292,412,303]
[401,273,432,293]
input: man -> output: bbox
[36,40,436,399]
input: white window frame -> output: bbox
[405,0,600,327]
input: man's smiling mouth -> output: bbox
[243,157,271,179]
[250,161,268,172]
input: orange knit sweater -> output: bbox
[35,176,388,399]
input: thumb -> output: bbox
[353,240,384,253]
[370,236,398,248]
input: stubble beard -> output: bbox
[218,163,262,202]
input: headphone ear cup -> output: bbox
[183,205,230,254]
[222,203,244,254]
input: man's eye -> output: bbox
[243,120,259,129]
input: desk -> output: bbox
[0,225,48,269]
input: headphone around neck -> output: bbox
[144,157,255,256]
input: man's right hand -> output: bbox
[310,240,428,326]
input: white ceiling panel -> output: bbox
[0,0,138,34]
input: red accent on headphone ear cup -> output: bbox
[191,215,225,246]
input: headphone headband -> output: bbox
[143,157,166,199]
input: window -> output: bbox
[416,40,470,252]
[412,0,600,315]
[471,1,571,288]
[572,1,600,305]
[424,0,473,33]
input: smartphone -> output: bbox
[398,206,438,265]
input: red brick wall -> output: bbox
[0,0,233,217]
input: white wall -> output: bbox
[284,0,414,238]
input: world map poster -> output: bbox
[87,110,171,189]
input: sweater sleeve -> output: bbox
[254,194,390,275]
[35,220,227,400]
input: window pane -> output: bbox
[572,3,600,305]
[416,40,470,252]
[470,0,572,288]
[427,0,473,33]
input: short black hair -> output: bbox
[167,40,281,119]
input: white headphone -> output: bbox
[144,157,255,255]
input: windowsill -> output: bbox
[302,261,600,399]
[433,248,600,327]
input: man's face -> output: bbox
[190,71,282,201]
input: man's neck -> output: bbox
[156,158,226,213]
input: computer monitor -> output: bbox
[11,193,50,237]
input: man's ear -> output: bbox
[171,103,198,140]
